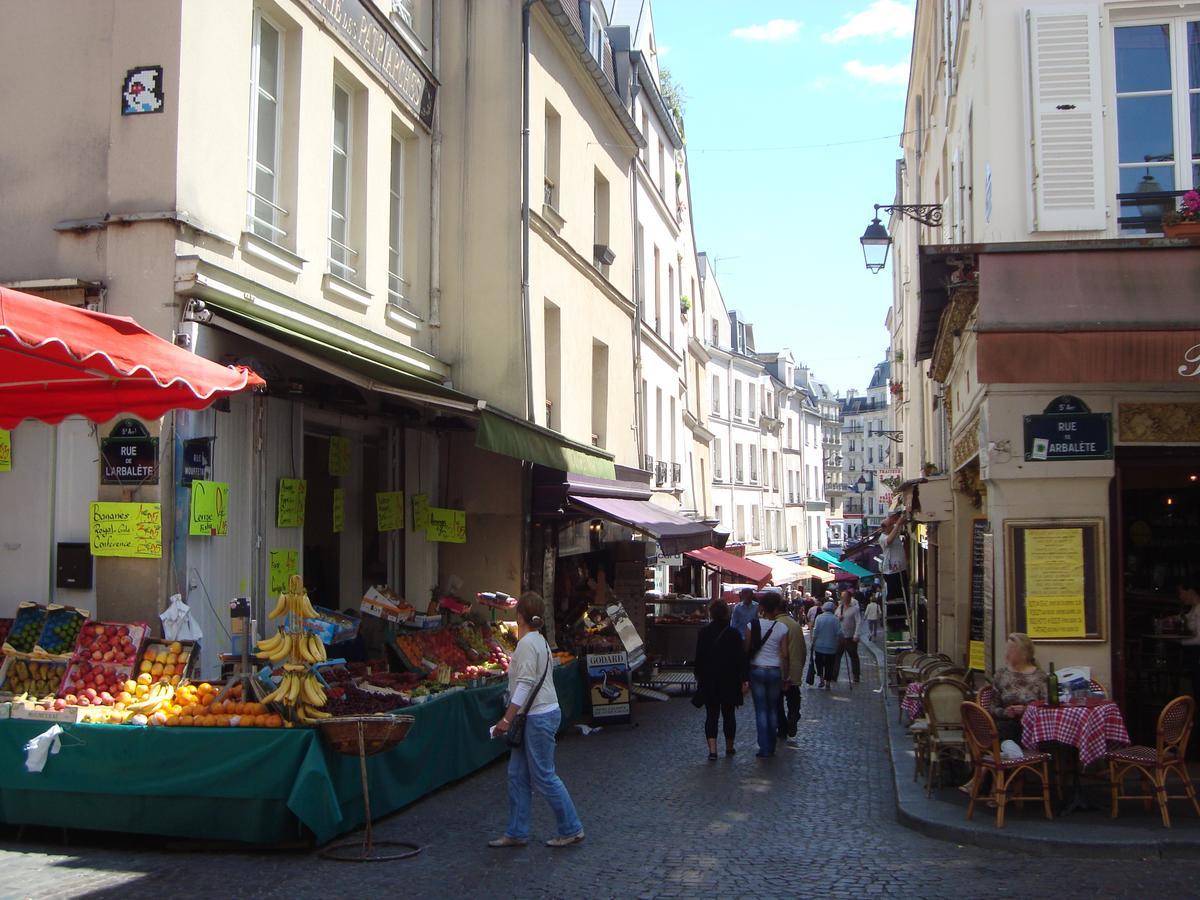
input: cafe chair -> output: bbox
[961,700,1054,828]
[923,678,971,796]
[1107,695,1200,829]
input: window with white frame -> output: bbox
[749,452,758,484]
[590,11,603,61]
[714,504,723,526]
[713,437,723,480]
[329,83,355,278]
[248,13,285,242]
[387,134,407,307]
[734,380,743,419]
[711,374,721,415]
[748,388,756,421]
[735,444,744,482]
[751,505,760,542]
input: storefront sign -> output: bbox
[269,549,299,596]
[1024,396,1111,461]
[189,480,228,537]
[101,419,159,484]
[277,479,307,528]
[425,507,465,543]
[376,491,404,532]
[1024,528,1086,638]
[89,502,162,559]
[412,493,429,532]
[332,488,345,534]
[181,437,212,486]
[586,651,631,724]
[1181,343,1200,378]
[0,429,10,472]
[328,436,351,477]
[302,0,436,127]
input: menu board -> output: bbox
[412,493,430,532]
[0,429,10,471]
[426,507,466,543]
[189,481,229,536]
[277,479,307,528]
[982,532,995,672]
[269,549,299,596]
[328,436,351,477]
[89,502,162,558]
[376,491,404,532]
[968,518,988,644]
[332,488,345,534]
[1006,519,1103,641]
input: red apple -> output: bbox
[91,650,102,661]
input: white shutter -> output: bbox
[1022,6,1106,231]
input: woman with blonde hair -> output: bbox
[489,592,584,848]
[988,632,1046,743]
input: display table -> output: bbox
[0,661,582,845]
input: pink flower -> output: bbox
[1183,191,1200,212]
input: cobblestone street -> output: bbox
[2,653,1199,899]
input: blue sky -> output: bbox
[652,0,913,394]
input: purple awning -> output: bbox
[567,494,714,555]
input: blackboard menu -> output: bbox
[969,518,989,642]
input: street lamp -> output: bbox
[859,203,944,274]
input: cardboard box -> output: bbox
[361,586,414,624]
[10,701,83,723]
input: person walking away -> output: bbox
[879,511,910,642]
[730,587,759,636]
[693,599,747,759]
[490,592,584,848]
[864,593,882,644]
[835,589,863,684]
[743,593,789,757]
[811,601,842,690]
[773,600,807,746]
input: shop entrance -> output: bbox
[1113,448,1200,748]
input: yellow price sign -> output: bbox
[277,479,307,528]
[0,429,10,472]
[332,487,345,534]
[90,502,162,558]
[328,436,351,477]
[426,507,466,544]
[269,549,299,596]
[968,640,985,672]
[412,493,429,532]
[376,491,404,532]
[189,480,229,536]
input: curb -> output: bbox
[879,657,1200,858]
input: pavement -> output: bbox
[3,648,1200,898]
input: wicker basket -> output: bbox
[318,714,415,757]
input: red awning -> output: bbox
[685,546,772,587]
[0,287,264,428]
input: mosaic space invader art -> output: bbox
[121,65,164,115]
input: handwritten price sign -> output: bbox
[333,487,345,534]
[89,502,162,558]
[277,478,307,528]
[328,436,351,477]
[376,491,404,532]
[412,493,429,532]
[269,549,299,595]
[0,429,10,472]
[426,507,466,544]
[189,480,229,536]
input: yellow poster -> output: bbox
[426,507,466,544]
[412,493,429,532]
[332,488,345,534]
[89,502,162,558]
[376,491,404,532]
[277,479,307,528]
[328,436,351,477]
[189,480,229,536]
[1025,528,1085,638]
[968,640,985,671]
[0,429,10,472]
[269,549,299,596]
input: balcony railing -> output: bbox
[544,177,556,208]
[671,462,682,485]
[655,461,668,486]
[1117,187,1182,235]
[644,454,653,472]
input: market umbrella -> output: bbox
[0,287,264,427]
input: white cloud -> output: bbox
[843,59,910,86]
[823,0,914,44]
[731,19,802,42]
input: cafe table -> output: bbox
[1021,697,1131,815]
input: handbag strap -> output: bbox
[518,642,552,715]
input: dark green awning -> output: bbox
[810,549,874,579]
[475,408,615,479]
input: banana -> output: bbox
[300,674,325,706]
[303,705,331,719]
[261,681,287,704]
[284,672,302,704]
[297,592,318,618]
[267,593,288,620]
[295,632,316,664]
[310,633,327,663]
[255,632,285,658]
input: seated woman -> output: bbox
[989,632,1046,743]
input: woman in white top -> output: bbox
[489,592,584,849]
[743,592,789,758]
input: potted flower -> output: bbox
[679,294,691,320]
[1162,190,1200,237]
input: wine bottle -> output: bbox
[1046,662,1059,708]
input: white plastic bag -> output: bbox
[161,593,203,641]
[23,724,63,773]
[1000,739,1024,761]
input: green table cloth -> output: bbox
[0,661,582,845]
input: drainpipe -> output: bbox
[519,0,536,422]
[429,0,443,352]
[630,72,644,464]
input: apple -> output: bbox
[78,697,91,707]
[91,650,102,661]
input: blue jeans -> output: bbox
[505,708,583,840]
[749,666,782,755]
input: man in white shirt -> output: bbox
[864,594,882,643]
[878,511,909,640]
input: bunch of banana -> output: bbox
[261,663,307,705]
[127,681,174,714]
[296,631,327,665]
[255,630,293,663]
[266,575,319,621]
[295,704,332,724]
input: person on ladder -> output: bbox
[878,510,910,645]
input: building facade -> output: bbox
[840,357,894,542]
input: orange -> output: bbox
[265,714,283,728]
[199,694,214,706]
[246,702,264,716]
[180,715,194,726]
[216,714,231,727]
[201,715,216,727]
[165,715,179,727]
[198,682,213,693]
[238,716,254,727]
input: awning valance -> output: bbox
[569,495,713,555]
[685,546,772,587]
[0,287,263,427]
[810,549,874,580]
[749,553,805,586]
[477,409,615,479]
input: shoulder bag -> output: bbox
[749,621,777,663]
[506,643,551,749]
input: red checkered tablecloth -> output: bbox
[901,682,924,720]
[1020,699,1131,768]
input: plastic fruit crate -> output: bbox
[3,603,47,656]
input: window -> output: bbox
[714,504,723,526]
[736,506,745,541]
[787,420,793,447]
[771,452,778,489]
[593,169,610,275]
[641,378,648,452]
[248,14,285,241]
[734,381,743,419]
[761,450,767,487]
[591,341,608,448]
[751,505,760,542]
[711,318,719,347]
[735,444,744,482]
[653,245,662,333]
[669,396,677,467]
[748,388,756,421]
[711,374,721,415]
[589,11,603,61]
[387,134,407,308]
[749,452,758,484]
[667,265,675,348]
[641,107,650,165]
[713,437,723,480]
[655,388,664,464]
[544,102,561,209]
[328,83,355,278]
[657,140,666,198]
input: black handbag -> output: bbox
[506,646,551,749]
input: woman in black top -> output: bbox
[693,598,747,760]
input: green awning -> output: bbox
[810,549,874,579]
[475,409,615,479]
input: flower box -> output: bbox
[1163,220,1200,238]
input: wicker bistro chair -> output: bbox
[960,701,1054,828]
[923,678,972,795]
[1107,695,1200,828]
